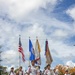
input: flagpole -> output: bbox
[19,35,21,67]
[29,37,30,66]
[19,52,21,67]
[28,50,30,66]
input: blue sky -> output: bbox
[52,0,75,22]
[0,0,75,71]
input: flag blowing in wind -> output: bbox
[18,36,25,62]
[45,40,53,65]
[35,39,41,65]
[29,39,35,61]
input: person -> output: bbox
[16,66,24,75]
[27,60,37,75]
[64,70,70,75]
[9,67,16,75]
[54,68,59,75]
[44,64,53,75]
[43,66,47,75]
[26,65,31,75]
[36,66,41,75]
[53,69,56,75]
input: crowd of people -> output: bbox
[9,60,74,75]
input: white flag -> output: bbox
[35,39,41,65]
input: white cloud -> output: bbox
[51,29,68,38]
[0,17,75,69]
[66,6,75,34]
[0,22,46,69]
[0,0,58,20]
[66,6,75,20]
[2,50,18,65]
[65,61,75,67]
[49,40,75,58]
[0,0,75,69]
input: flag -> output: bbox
[45,40,53,65]
[29,39,35,61]
[18,36,25,62]
[35,39,41,65]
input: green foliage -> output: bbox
[0,66,8,75]
[15,68,19,73]
[58,72,64,75]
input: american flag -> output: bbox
[18,35,25,62]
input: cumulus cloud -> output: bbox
[51,29,68,38]
[0,0,58,20]
[50,40,75,58]
[66,5,75,34]
[0,16,75,69]
[66,61,75,67]
[2,50,18,65]
[0,22,46,68]
[66,6,75,20]
[0,0,75,69]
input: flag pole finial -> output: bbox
[29,37,30,39]
[46,39,47,41]
[19,35,21,37]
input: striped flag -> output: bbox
[18,35,25,62]
[35,39,41,65]
[45,40,53,65]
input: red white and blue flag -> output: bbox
[18,35,25,62]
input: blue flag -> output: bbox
[29,39,35,61]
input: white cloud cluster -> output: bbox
[66,5,75,33]
[2,49,18,63]
[0,23,74,69]
[0,15,75,69]
[0,0,58,20]
[66,6,75,20]
[66,61,75,67]
[0,22,46,68]
[0,0,75,69]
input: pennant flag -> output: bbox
[29,39,35,61]
[35,39,41,65]
[18,35,25,62]
[45,40,53,65]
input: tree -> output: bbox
[0,66,8,75]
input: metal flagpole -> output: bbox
[29,37,30,66]
[18,35,21,67]
[0,46,2,75]
[29,52,30,66]
[19,52,21,67]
